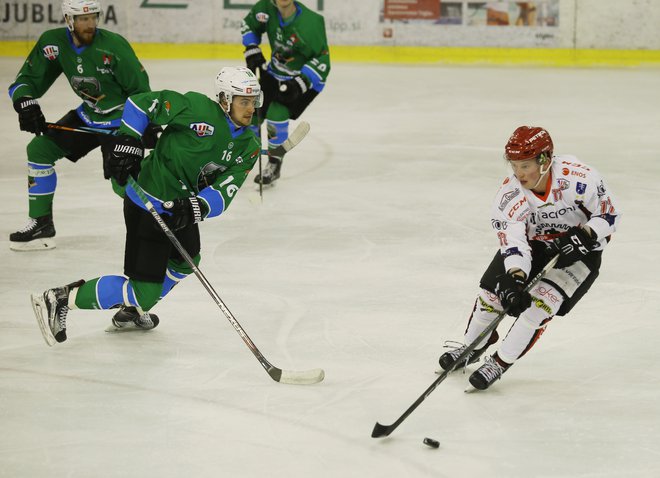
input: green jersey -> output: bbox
[241,0,330,92]
[119,90,261,219]
[8,28,150,128]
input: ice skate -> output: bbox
[31,280,84,346]
[437,331,499,372]
[10,215,56,251]
[105,306,160,333]
[467,353,511,391]
[254,157,282,186]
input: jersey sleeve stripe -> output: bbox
[198,186,225,219]
[121,97,149,136]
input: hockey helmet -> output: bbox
[214,66,263,112]
[62,0,103,31]
[504,126,554,164]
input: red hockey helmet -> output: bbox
[504,126,554,163]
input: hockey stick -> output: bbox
[126,176,324,385]
[255,66,264,201]
[46,122,116,135]
[371,254,559,438]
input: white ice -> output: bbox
[1,58,659,478]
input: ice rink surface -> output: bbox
[1,57,659,477]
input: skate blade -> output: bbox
[464,385,480,393]
[105,323,154,333]
[31,293,55,346]
[10,238,56,251]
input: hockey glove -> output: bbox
[278,76,309,104]
[495,272,532,317]
[162,197,204,231]
[244,45,266,73]
[552,226,598,268]
[142,123,163,149]
[13,97,47,135]
[102,135,144,186]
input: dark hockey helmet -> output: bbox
[504,126,554,165]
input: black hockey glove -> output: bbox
[13,97,47,135]
[244,44,266,73]
[142,123,163,149]
[495,272,532,317]
[552,226,598,268]
[278,76,309,104]
[102,135,144,186]
[162,196,204,231]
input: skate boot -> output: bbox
[468,353,512,390]
[10,214,56,251]
[254,156,282,186]
[438,330,499,372]
[31,279,85,346]
[106,306,160,333]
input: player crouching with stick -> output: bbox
[438,126,621,390]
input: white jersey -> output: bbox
[491,154,620,276]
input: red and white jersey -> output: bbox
[491,154,620,276]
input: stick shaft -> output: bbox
[46,122,116,135]
[126,176,279,378]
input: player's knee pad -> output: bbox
[27,162,57,195]
[527,281,563,325]
[266,119,289,148]
[473,288,503,324]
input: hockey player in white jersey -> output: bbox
[438,126,620,390]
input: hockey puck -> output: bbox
[279,84,288,92]
[423,437,440,449]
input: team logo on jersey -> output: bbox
[190,122,215,137]
[557,178,570,190]
[42,45,59,61]
[103,54,112,65]
[597,180,607,197]
[576,182,587,195]
[256,12,269,22]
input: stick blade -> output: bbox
[268,366,325,385]
[371,422,392,438]
[282,121,310,152]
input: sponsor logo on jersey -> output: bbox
[536,205,577,220]
[562,168,570,176]
[498,188,520,211]
[576,182,587,195]
[103,54,112,65]
[597,180,606,197]
[190,122,215,137]
[491,219,508,231]
[502,247,522,259]
[42,45,59,60]
[507,197,527,219]
[557,178,570,190]
[552,188,563,202]
[256,12,269,22]
[561,160,590,171]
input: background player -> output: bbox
[8,0,156,251]
[241,0,330,185]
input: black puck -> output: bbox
[423,437,440,448]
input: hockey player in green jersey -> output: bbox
[241,0,330,185]
[30,66,263,343]
[8,0,156,251]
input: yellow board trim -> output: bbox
[2,41,660,67]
